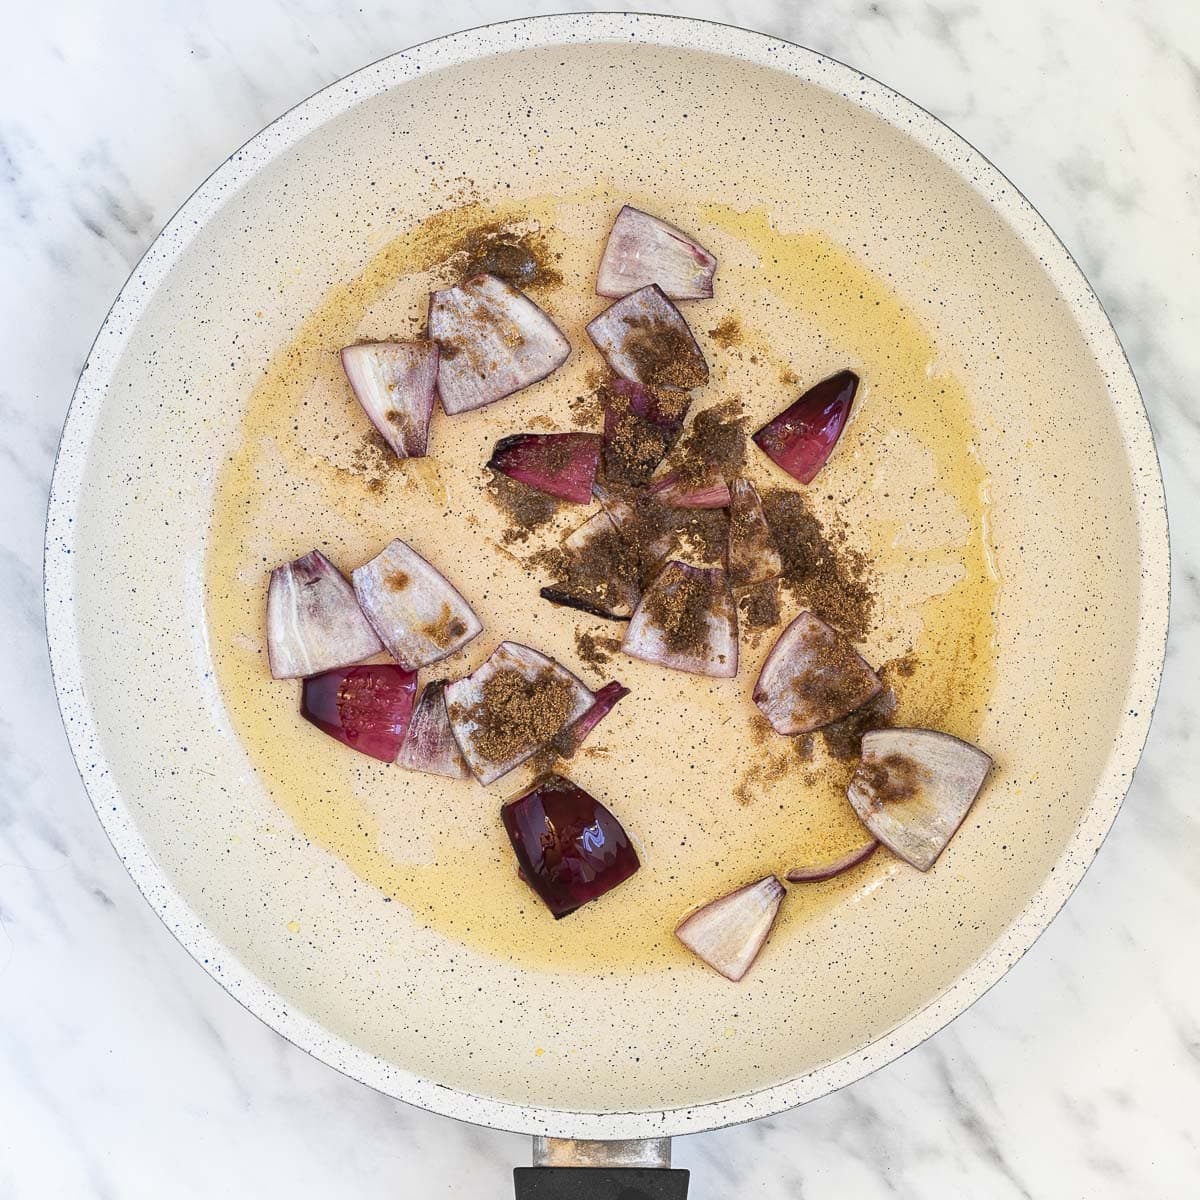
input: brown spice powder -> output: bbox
[643,564,718,657]
[619,315,708,390]
[451,220,563,291]
[707,316,743,349]
[463,666,576,766]
[667,398,747,486]
[421,602,469,650]
[486,470,560,544]
[574,628,623,671]
[761,488,875,641]
[737,578,782,631]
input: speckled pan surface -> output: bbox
[45,14,1168,1139]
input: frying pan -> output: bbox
[44,14,1169,1198]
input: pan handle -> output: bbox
[514,1137,689,1199]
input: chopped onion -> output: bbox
[352,539,482,670]
[266,549,382,679]
[300,664,416,762]
[753,369,859,484]
[396,679,470,779]
[753,611,881,734]
[340,340,438,458]
[675,876,785,982]
[553,681,631,757]
[444,642,593,785]
[601,378,691,487]
[727,478,782,588]
[622,561,738,678]
[596,205,717,300]
[502,773,640,917]
[586,285,709,391]
[785,840,879,882]
[486,432,602,504]
[847,728,992,871]
[539,509,640,621]
[428,273,570,414]
[646,471,731,509]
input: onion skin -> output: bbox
[428,273,570,414]
[753,370,859,484]
[351,539,482,671]
[753,611,882,734]
[785,840,879,882]
[848,728,993,871]
[266,549,382,679]
[486,432,602,503]
[300,664,416,763]
[339,340,438,458]
[596,205,717,300]
[675,876,786,982]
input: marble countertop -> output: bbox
[2,1,1197,1196]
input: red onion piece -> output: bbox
[340,340,438,458]
[428,273,570,414]
[753,370,859,484]
[727,478,782,588]
[486,432,602,504]
[596,205,717,300]
[847,728,992,871]
[266,550,382,679]
[601,379,691,487]
[785,839,879,883]
[300,664,416,762]
[538,509,640,621]
[396,679,470,779]
[753,611,882,734]
[585,285,709,391]
[352,539,482,670]
[622,561,738,678]
[646,471,731,509]
[444,642,594,785]
[554,681,631,757]
[502,773,640,917]
[675,876,785,981]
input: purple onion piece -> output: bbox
[486,432,602,504]
[596,205,717,300]
[646,471,731,509]
[340,340,438,458]
[554,681,631,757]
[753,370,859,484]
[396,679,470,779]
[675,876,786,981]
[585,285,708,391]
[351,539,482,670]
[300,664,416,763]
[266,549,382,679]
[727,478,783,588]
[428,273,570,414]
[785,839,879,883]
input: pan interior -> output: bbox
[66,40,1152,1118]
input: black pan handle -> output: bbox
[514,1166,690,1199]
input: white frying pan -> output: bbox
[45,14,1169,1199]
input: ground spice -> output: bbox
[600,380,691,487]
[642,562,717,657]
[619,315,708,390]
[761,487,875,641]
[451,220,563,291]
[420,602,469,650]
[632,502,728,585]
[737,578,781,631]
[574,628,623,671]
[820,688,897,760]
[707,316,743,349]
[487,470,560,544]
[534,513,641,619]
[856,752,921,807]
[665,397,747,486]
[461,666,576,766]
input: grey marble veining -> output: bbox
[1,1,1197,1196]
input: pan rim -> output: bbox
[43,11,1171,1140]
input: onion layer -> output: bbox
[753,369,859,484]
[847,728,993,871]
[785,840,879,882]
[396,680,470,779]
[487,432,602,503]
[622,561,738,678]
[675,876,786,981]
[352,539,482,670]
[727,478,782,588]
[428,273,570,414]
[753,611,881,734]
[647,472,732,509]
[553,680,631,757]
[300,664,416,762]
[586,285,708,391]
[596,205,717,300]
[444,642,593,785]
[266,549,382,679]
[340,340,438,458]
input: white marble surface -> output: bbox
[1,1,1197,1195]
